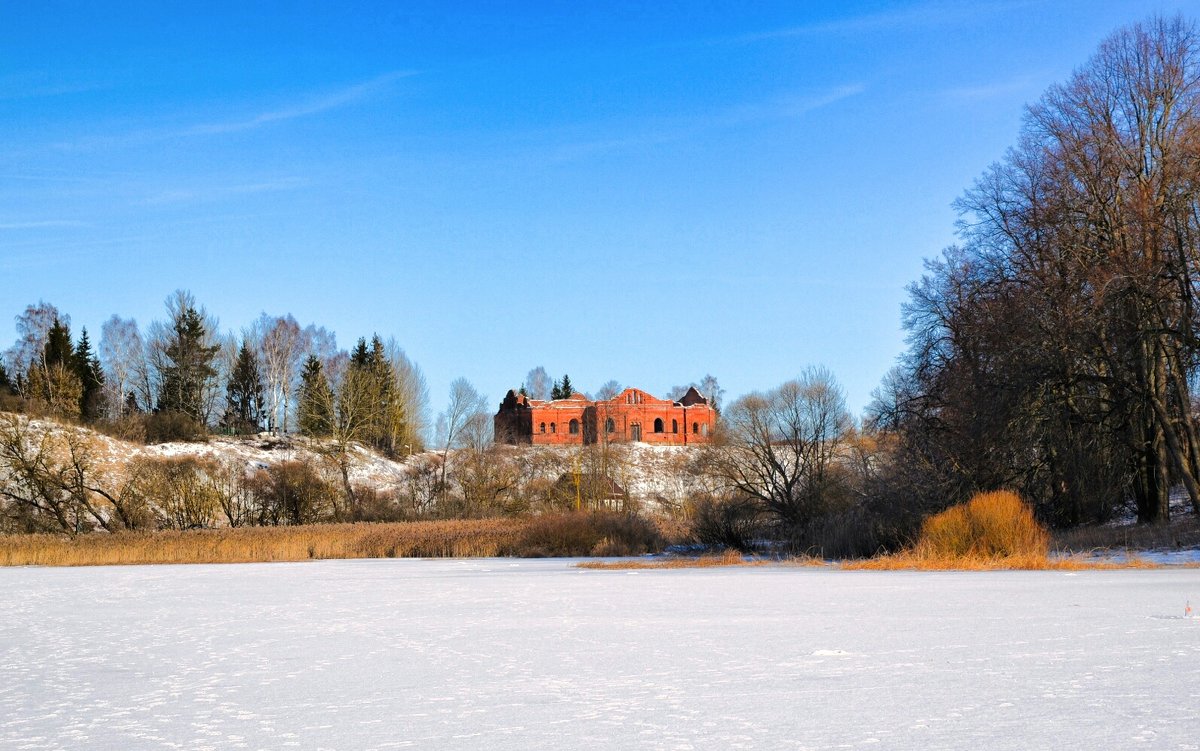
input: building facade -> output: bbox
[494,386,715,446]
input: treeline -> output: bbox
[866,16,1200,529]
[0,290,428,454]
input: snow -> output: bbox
[8,414,708,509]
[2,561,1199,749]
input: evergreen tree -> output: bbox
[552,374,574,400]
[27,317,82,416]
[158,306,219,422]
[43,318,74,370]
[223,340,264,434]
[349,338,371,368]
[0,362,11,395]
[73,328,105,422]
[297,355,334,437]
[339,334,407,456]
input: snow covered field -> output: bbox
[2,560,1198,750]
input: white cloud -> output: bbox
[52,70,415,152]
[182,70,415,136]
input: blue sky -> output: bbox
[3,0,1198,420]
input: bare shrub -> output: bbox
[346,485,408,523]
[143,411,208,444]
[247,460,339,526]
[687,494,762,553]
[516,511,664,557]
[125,456,220,530]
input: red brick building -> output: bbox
[494,386,716,446]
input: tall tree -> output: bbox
[157,302,219,422]
[255,313,306,434]
[436,378,488,504]
[5,301,63,398]
[224,339,265,434]
[26,317,82,417]
[99,315,143,418]
[880,16,1200,525]
[73,328,105,422]
[297,354,334,437]
[552,374,574,400]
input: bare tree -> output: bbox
[670,375,723,409]
[387,339,429,453]
[881,15,1200,526]
[99,315,144,418]
[523,366,551,401]
[703,367,851,529]
[436,378,488,504]
[5,302,65,397]
[0,415,124,534]
[595,380,623,401]
[255,314,306,434]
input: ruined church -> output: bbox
[494,386,715,446]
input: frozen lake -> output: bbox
[1,559,1198,750]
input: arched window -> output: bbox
[550,423,557,434]
[692,422,699,435]
[605,418,615,433]
[653,418,664,433]
[672,419,678,434]
[539,422,546,434]
[569,419,579,435]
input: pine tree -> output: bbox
[73,328,105,422]
[28,317,82,416]
[0,362,11,395]
[224,340,264,434]
[350,338,371,368]
[552,374,574,400]
[43,318,74,370]
[158,306,219,422]
[297,355,334,437]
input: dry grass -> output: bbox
[577,551,830,570]
[0,519,526,567]
[578,550,751,570]
[842,551,1168,571]
[517,511,664,557]
[0,512,668,567]
[843,490,1123,570]
[917,490,1049,559]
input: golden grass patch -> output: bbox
[0,511,667,567]
[839,490,1185,570]
[0,519,526,567]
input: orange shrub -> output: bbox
[917,490,1049,559]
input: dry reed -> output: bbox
[0,512,673,567]
[0,519,527,567]
[577,550,750,570]
[847,490,1055,570]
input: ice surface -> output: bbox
[1,560,1198,750]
